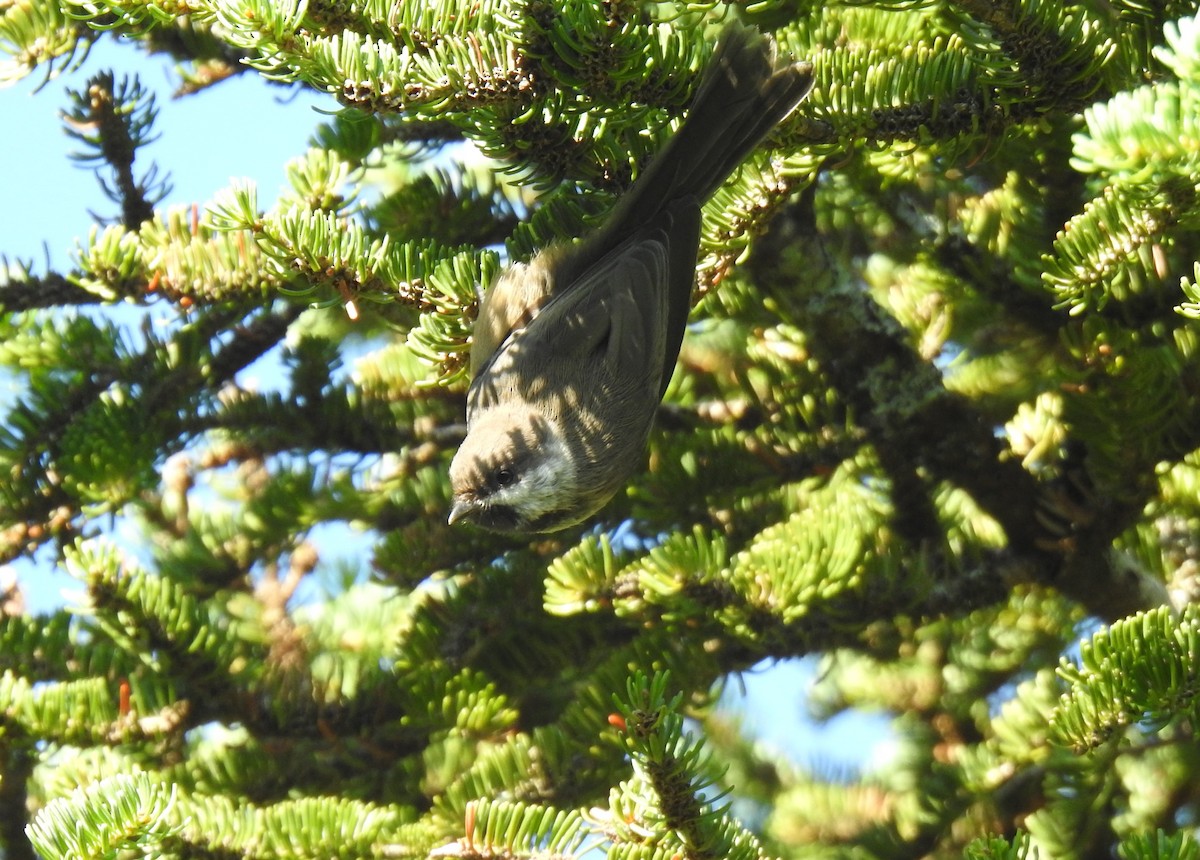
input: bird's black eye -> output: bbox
[494,467,516,488]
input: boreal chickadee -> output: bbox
[448,23,814,533]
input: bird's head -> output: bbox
[448,405,591,534]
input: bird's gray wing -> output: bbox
[517,234,672,393]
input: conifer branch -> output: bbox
[62,71,169,228]
[748,196,1165,621]
[931,234,1063,337]
[948,0,1111,111]
[0,270,101,311]
[0,722,36,860]
[0,300,294,564]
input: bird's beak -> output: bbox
[448,498,483,526]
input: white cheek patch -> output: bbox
[492,431,577,522]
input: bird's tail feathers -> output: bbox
[611,23,814,227]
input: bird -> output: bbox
[448,22,814,533]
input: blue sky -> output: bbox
[2,37,332,271]
[1,33,894,775]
